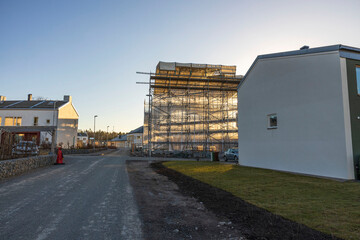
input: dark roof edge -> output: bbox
[129,126,143,134]
[237,44,360,90]
[0,100,68,109]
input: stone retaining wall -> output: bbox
[0,155,56,180]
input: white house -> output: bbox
[237,45,360,180]
[77,132,88,146]
[127,126,143,149]
[109,134,127,148]
[0,94,79,148]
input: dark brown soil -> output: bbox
[151,161,342,240]
[127,160,246,240]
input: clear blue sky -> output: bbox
[1,0,359,132]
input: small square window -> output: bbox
[267,114,277,129]
[46,119,50,124]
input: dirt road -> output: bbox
[127,160,245,240]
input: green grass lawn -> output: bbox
[163,161,360,240]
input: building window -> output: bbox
[267,114,277,129]
[4,117,13,126]
[34,117,39,126]
[4,117,22,126]
[46,119,50,124]
[357,65,360,95]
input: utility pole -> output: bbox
[136,71,153,157]
[93,115,98,150]
[106,126,109,148]
[51,101,57,154]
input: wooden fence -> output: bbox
[0,129,14,160]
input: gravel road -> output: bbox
[0,150,142,240]
[3,150,318,240]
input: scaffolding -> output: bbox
[139,62,241,155]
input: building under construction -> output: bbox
[141,61,241,154]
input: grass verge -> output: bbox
[163,161,360,240]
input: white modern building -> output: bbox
[127,126,143,149]
[0,94,79,148]
[237,45,360,180]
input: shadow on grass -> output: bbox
[152,161,341,240]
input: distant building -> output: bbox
[237,45,360,180]
[0,94,79,148]
[109,135,127,148]
[77,132,88,147]
[127,126,143,149]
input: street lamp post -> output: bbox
[106,126,109,148]
[93,115,98,150]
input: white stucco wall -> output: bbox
[0,109,56,127]
[56,102,79,148]
[111,141,126,148]
[237,51,354,179]
[127,133,143,148]
[57,118,78,148]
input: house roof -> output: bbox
[77,132,88,137]
[239,44,360,89]
[0,100,68,110]
[256,45,360,61]
[128,126,143,134]
[110,135,127,142]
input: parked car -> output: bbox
[12,141,39,156]
[224,148,238,161]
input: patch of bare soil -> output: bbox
[150,162,341,240]
[127,160,246,240]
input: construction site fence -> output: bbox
[141,149,231,159]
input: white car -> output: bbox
[224,148,238,161]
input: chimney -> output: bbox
[0,95,6,101]
[64,95,72,102]
[28,94,32,101]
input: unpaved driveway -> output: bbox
[127,160,245,240]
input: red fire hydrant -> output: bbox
[55,147,65,165]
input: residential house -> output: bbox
[127,126,143,150]
[0,94,79,148]
[77,132,88,147]
[109,135,127,148]
[237,45,360,180]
